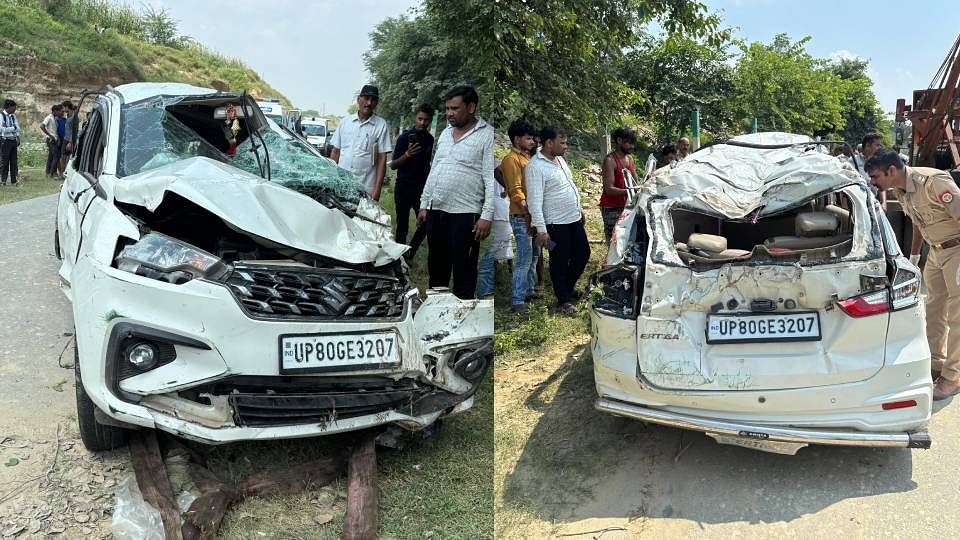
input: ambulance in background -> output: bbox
[256,98,285,126]
[300,116,331,155]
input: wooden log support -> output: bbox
[128,429,367,540]
[240,454,346,498]
[341,431,379,540]
[128,430,185,540]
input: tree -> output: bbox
[623,33,736,146]
[489,0,727,132]
[732,34,846,135]
[364,9,486,131]
[828,57,892,144]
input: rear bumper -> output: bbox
[596,396,931,449]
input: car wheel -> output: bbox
[74,343,127,451]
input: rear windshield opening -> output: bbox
[671,191,856,267]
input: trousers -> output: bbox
[0,139,17,183]
[925,244,960,381]
[426,210,480,300]
[545,221,591,305]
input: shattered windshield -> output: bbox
[232,127,365,210]
[117,95,366,212]
[118,97,227,175]
[302,124,326,136]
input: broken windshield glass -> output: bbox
[232,128,365,211]
[117,95,366,212]
[118,96,228,176]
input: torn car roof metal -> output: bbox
[643,132,865,218]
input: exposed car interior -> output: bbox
[672,190,856,266]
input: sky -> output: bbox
[150,0,419,118]
[151,0,960,118]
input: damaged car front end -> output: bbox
[591,133,931,455]
[57,83,492,450]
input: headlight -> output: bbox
[115,232,230,284]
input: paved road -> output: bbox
[0,194,124,538]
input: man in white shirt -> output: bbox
[0,99,21,186]
[38,104,65,179]
[330,85,392,200]
[416,85,495,299]
[526,127,590,315]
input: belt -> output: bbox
[932,237,960,250]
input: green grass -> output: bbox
[0,3,139,72]
[1,0,290,105]
[119,36,290,106]
[0,167,62,205]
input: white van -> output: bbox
[301,116,330,154]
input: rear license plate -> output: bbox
[279,332,400,373]
[706,312,821,344]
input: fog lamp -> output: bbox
[126,342,158,370]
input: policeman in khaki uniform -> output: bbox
[866,148,960,400]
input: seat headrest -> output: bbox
[795,212,838,237]
[688,233,727,253]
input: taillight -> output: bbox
[837,290,889,317]
[891,267,921,310]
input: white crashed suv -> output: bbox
[591,133,931,455]
[56,83,492,451]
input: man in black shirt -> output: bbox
[390,103,435,260]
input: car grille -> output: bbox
[226,264,410,320]
[229,389,418,427]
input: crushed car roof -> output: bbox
[113,82,220,104]
[645,132,866,217]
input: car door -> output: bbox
[58,101,107,276]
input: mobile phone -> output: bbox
[546,239,557,251]
[408,132,418,146]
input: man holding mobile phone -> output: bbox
[390,104,435,261]
[525,126,590,316]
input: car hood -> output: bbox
[644,132,864,218]
[112,156,406,266]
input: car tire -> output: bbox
[74,344,127,451]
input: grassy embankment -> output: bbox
[0,0,291,205]
[0,0,289,102]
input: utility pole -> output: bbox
[691,108,701,151]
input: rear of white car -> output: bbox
[57,84,493,450]
[591,133,932,454]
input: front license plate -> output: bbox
[280,332,400,373]
[706,312,821,344]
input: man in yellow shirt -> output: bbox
[500,120,538,312]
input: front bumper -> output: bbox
[597,397,931,453]
[70,258,493,444]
